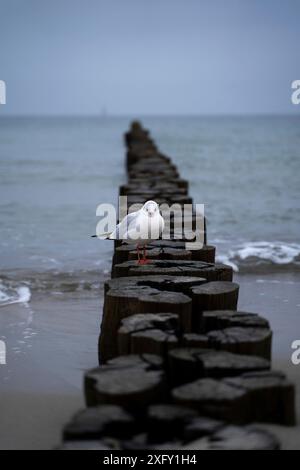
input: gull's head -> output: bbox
[142,200,159,218]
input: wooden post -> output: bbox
[60,121,295,449]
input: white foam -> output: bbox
[217,241,300,272]
[15,286,31,303]
[235,242,300,264]
[0,281,31,308]
[0,289,10,303]
[216,254,239,272]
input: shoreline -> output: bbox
[0,272,299,449]
[0,289,101,450]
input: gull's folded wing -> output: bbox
[109,210,139,240]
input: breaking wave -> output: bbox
[216,242,300,273]
[0,269,110,300]
[0,280,31,307]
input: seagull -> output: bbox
[94,201,165,264]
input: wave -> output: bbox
[216,241,300,273]
[0,280,31,307]
[0,269,110,298]
[1,242,299,297]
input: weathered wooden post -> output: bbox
[59,121,295,450]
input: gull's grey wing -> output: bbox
[109,210,140,239]
[159,212,165,235]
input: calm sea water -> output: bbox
[0,115,300,303]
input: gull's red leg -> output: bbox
[142,245,150,264]
[137,244,143,264]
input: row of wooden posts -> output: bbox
[60,122,296,450]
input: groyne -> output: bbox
[61,122,295,450]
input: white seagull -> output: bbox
[95,200,165,264]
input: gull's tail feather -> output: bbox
[91,232,113,239]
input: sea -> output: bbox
[0,115,300,306]
[0,116,300,448]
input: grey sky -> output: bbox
[0,0,299,115]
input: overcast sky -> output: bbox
[0,0,299,115]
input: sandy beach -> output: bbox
[0,270,299,449]
[236,272,300,449]
[0,285,103,449]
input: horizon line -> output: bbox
[0,112,299,119]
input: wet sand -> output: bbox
[236,272,300,450]
[0,392,83,450]
[236,271,300,422]
[0,289,102,450]
[0,272,299,449]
